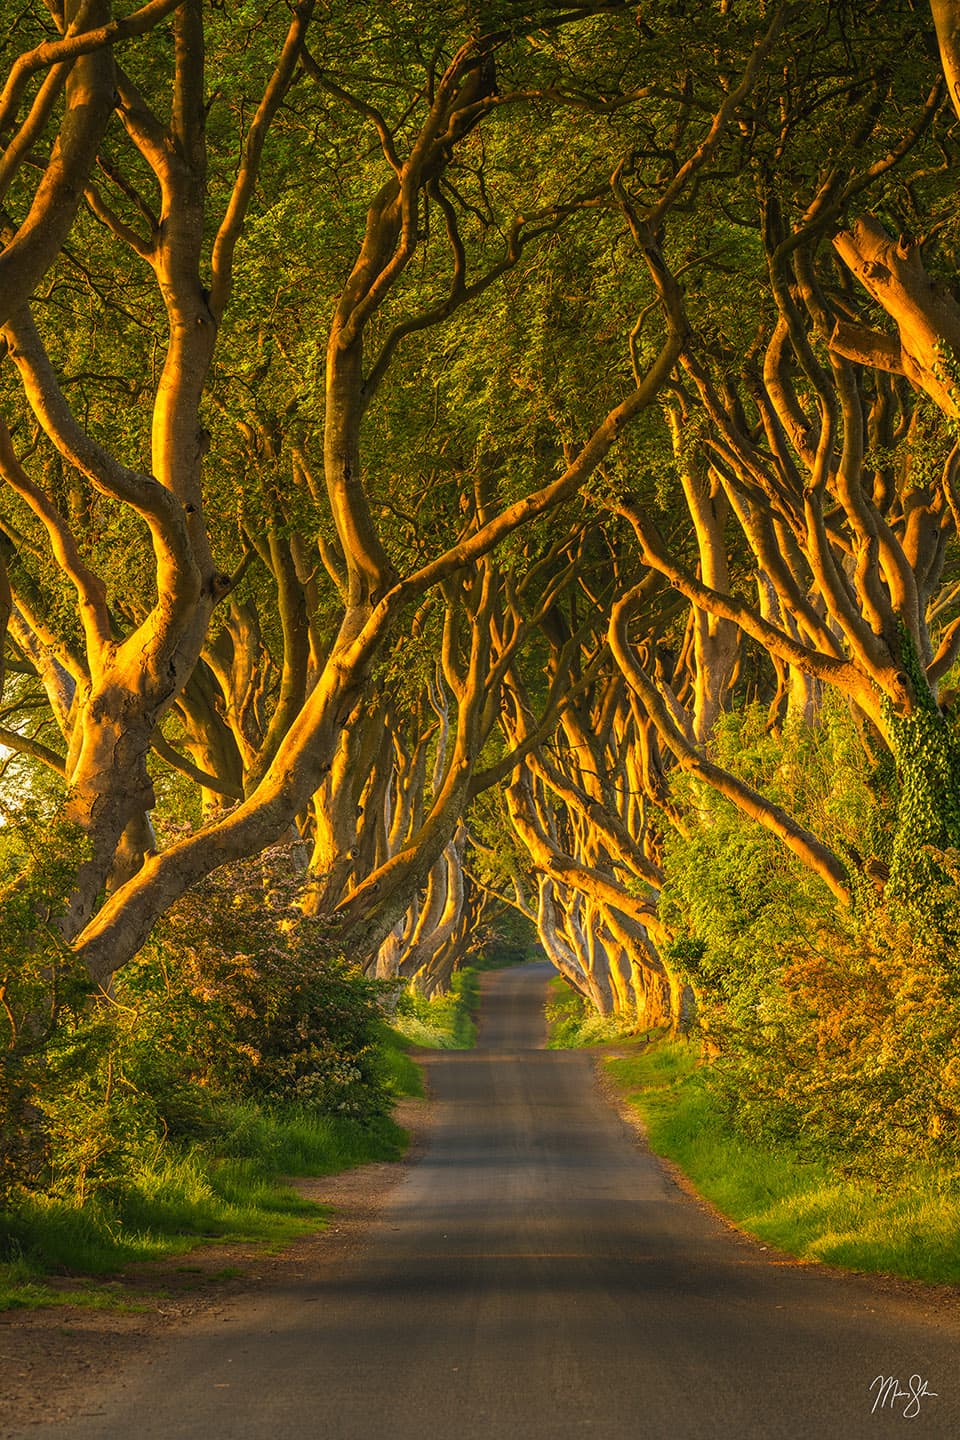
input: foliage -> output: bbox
[883,629,960,905]
[660,702,960,1170]
[545,975,638,1048]
[391,967,479,1050]
[138,851,391,1116]
[0,811,94,1203]
[2,0,960,1254]
[0,831,417,1302]
[1,842,395,1205]
[0,1101,407,1308]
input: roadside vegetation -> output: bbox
[548,709,960,1289]
[5,0,960,1301]
[0,1106,410,1311]
[391,969,480,1051]
[602,1040,960,1287]
[0,850,437,1311]
[545,977,640,1049]
[0,844,488,1311]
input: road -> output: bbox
[32,962,960,1439]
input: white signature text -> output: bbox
[869,1375,938,1419]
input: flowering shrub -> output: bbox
[125,847,392,1119]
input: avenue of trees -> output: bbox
[3,0,960,1195]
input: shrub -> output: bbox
[125,848,393,1120]
[661,701,960,1171]
[392,967,478,1049]
[545,976,636,1047]
[0,811,93,1201]
[2,840,394,1206]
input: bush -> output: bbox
[545,976,637,1047]
[0,811,94,1202]
[137,849,391,1117]
[2,842,395,1206]
[660,701,960,1171]
[701,900,960,1167]
[392,967,479,1048]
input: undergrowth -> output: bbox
[390,967,479,1049]
[0,1099,412,1310]
[606,1040,960,1286]
[660,702,960,1170]
[545,976,641,1048]
[0,843,431,1310]
[0,1026,422,1312]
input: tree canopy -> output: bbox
[4,0,960,1183]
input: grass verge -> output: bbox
[545,975,646,1048]
[605,1039,960,1286]
[390,966,479,1049]
[376,1024,427,1095]
[0,1094,416,1311]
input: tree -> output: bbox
[1,1,786,992]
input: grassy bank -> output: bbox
[0,1029,422,1312]
[604,1040,960,1286]
[0,967,482,1312]
[390,966,479,1050]
[544,975,645,1048]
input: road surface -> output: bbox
[31,963,960,1438]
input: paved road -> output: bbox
[33,963,960,1439]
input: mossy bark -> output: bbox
[886,700,960,900]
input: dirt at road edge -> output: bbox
[0,1095,431,1438]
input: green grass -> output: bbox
[545,975,645,1048]
[391,967,479,1050]
[375,1025,427,1096]
[0,1102,410,1309]
[0,1253,154,1312]
[606,1040,960,1285]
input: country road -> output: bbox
[29,962,960,1439]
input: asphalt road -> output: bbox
[32,962,960,1439]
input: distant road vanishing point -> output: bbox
[31,963,960,1440]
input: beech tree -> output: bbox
[5,0,960,1202]
[599,0,960,910]
[0,0,788,994]
[9,0,956,1039]
[463,0,960,1025]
